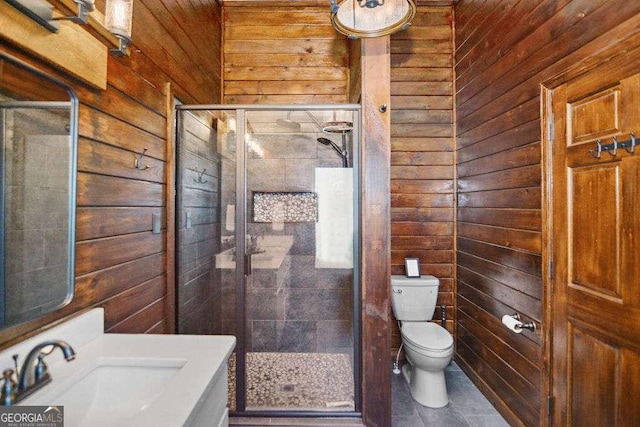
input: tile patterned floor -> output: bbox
[229,352,355,412]
[392,362,509,427]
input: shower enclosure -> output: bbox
[175,105,361,416]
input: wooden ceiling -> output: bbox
[221,0,456,6]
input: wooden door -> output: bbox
[550,72,640,425]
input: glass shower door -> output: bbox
[242,108,358,412]
[175,105,361,416]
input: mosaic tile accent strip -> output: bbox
[253,192,318,223]
[228,352,354,412]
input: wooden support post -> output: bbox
[360,36,391,427]
[164,82,176,334]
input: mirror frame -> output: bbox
[0,51,79,328]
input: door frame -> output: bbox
[540,84,554,427]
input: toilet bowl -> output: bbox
[400,322,453,408]
[390,275,454,408]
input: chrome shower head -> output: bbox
[317,137,348,168]
[276,112,301,131]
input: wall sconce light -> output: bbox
[330,0,416,38]
[105,0,133,56]
[5,0,95,32]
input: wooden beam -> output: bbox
[360,36,391,427]
[222,0,329,6]
[0,1,107,89]
[164,82,177,334]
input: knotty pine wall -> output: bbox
[454,1,640,425]
[390,7,455,358]
[0,0,222,347]
[222,5,349,104]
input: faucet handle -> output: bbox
[34,355,49,383]
[1,369,16,406]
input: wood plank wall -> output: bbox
[0,0,222,347]
[454,1,640,425]
[176,112,222,334]
[390,6,455,358]
[222,5,349,104]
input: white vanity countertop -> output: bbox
[0,309,235,427]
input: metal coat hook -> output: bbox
[606,136,618,157]
[625,132,636,154]
[589,139,602,159]
[589,133,638,159]
[195,168,208,184]
[134,148,149,170]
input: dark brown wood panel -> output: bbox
[457,237,541,277]
[107,298,167,333]
[223,5,349,104]
[76,207,165,241]
[454,1,640,424]
[457,222,541,254]
[76,232,165,276]
[78,138,166,183]
[457,208,541,231]
[79,107,166,160]
[74,253,166,306]
[457,119,539,164]
[102,275,166,329]
[77,173,166,207]
[457,317,540,403]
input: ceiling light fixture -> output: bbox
[330,0,416,38]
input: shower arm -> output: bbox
[305,111,324,132]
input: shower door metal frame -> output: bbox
[176,104,362,418]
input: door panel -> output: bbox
[569,164,621,297]
[569,325,619,425]
[551,71,640,425]
[569,87,621,144]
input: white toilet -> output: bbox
[391,275,454,408]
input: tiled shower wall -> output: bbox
[221,129,355,356]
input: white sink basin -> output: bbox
[3,309,236,427]
[38,359,184,426]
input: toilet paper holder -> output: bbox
[509,313,536,332]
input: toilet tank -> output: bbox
[391,275,440,321]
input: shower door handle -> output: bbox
[244,254,252,275]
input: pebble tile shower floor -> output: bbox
[228,352,355,412]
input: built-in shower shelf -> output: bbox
[252,192,318,223]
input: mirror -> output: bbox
[0,52,78,329]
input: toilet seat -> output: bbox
[401,322,453,353]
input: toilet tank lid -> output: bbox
[391,275,439,287]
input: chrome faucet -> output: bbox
[1,340,75,405]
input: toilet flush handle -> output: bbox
[393,289,402,294]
